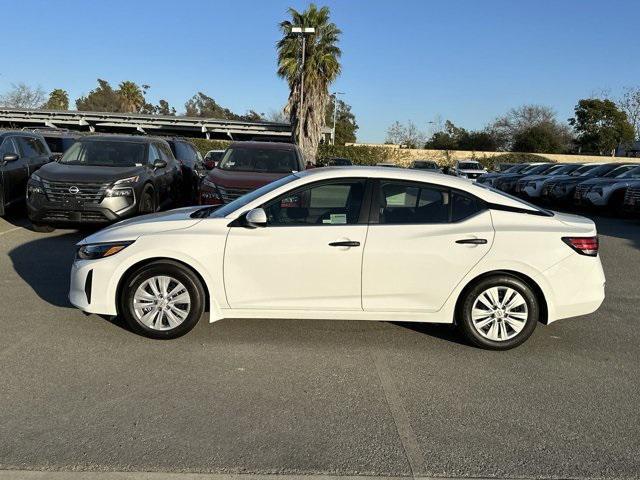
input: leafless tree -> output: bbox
[617,87,640,139]
[385,120,425,148]
[0,83,46,109]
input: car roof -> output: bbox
[79,134,159,144]
[0,130,45,138]
[229,141,297,150]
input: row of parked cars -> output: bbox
[475,160,640,214]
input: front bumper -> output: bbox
[27,192,138,224]
[69,258,117,315]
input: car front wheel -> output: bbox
[119,261,205,339]
[458,275,538,350]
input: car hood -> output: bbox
[206,168,291,188]
[78,206,205,245]
[36,161,144,183]
[579,177,627,187]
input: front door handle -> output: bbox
[329,241,361,247]
[455,238,488,245]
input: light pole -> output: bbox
[290,26,315,150]
[331,91,345,145]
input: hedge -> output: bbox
[477,152,552,170]
[190,138,231,155]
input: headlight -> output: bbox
[114,176,139,185]
[77,241,134,260]
[30,173,42,183]
[105,187,134,197]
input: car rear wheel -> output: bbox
[31,221,55,233]
[119,261,205,339]
[139,189,155,214]
[458,275,538,350]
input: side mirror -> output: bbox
[49,153,62,162]
[153,159,167,169]
[2,153,19,163]
[244,208,267,228]
[203,159,216,170]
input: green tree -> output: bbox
[277,4,342,161]
[155,99,176,116]
[569,99,636,155]
[325,97,358,145]
[76,79,121,112]
[116,81,146,113]
[183,92,261,120]
[512,123,568,153]
[43,89,69,110]
[424,120,497,151]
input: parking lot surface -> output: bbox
[0,212,639,479]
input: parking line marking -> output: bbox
[0,226,22,237]
[368,328,427,477]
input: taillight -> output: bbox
[562,236,599,257]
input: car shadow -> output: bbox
[392,321,471,346]
[8,229,92,308]
[590,214,640,250]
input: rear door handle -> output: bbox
[329,241,361,247]
[455,238,488,245]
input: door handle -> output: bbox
[329,241,361,247]
[455,238,487,245]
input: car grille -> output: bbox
[466,173,481,180]
[542,182,556,195]
[42,180,109,204]
[218,185,253,203]
[515,180,526,192]
[42,210,108,222]
[624,186,640,206]
[574,184,590,199]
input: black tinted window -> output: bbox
[43,137,76,153]
[265,180,365,226]
[0,137,19,156]
[452,192,484,222]
[220,147,299,173]
[379,181,449,224]
[173,142,197,161]
[18,136,48,157]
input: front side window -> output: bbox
[0,137,19,156]
[264,179,366,226]
[18,136,48,157]
[378,181,449,224]
[219,147,299,173]
[61,141,146,167]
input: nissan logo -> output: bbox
[68,186,79,194]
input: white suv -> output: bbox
[452,160,487,181]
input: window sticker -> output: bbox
[329,213,347,224]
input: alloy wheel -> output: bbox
[471,286,528,342]
[133,275,191,330]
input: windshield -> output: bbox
[414,161,437,169]
[459,162,482,170]
[218,147,299,173]
[571,164,599,176]
[60,141,146,167]
[474,183,553,216]
[617,166,640,179]
[523,164,552,175]
[583,164,619,177]
[605,165,636,178]
[44,137,77,153]
[504,164,527,173]
[550,165,579,176]
[193,174,299,219]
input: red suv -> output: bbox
[199,141,305,205]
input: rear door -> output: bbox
[362,180,494,312]
[0,137,24,204]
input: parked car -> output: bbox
[410,160,441,172]
[494,162,517,172]
[514,163,584,199]
[69,167,605,350]
[540,163,632,206]
[323,157,353,167]
[199,141,304,205]
[476,163,534,186]
[0,131,53,217]
[27,135,182,231]
[203,149,225,170]
[165,138,206,204]
[622,184,640,213]
[450,160,487,180]
[493,163,555,194]
[572,164,640,210]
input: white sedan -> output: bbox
[70,167,605,350]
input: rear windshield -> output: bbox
[60,141,146,167]
[459,162,482,170]
[218,147,299,173]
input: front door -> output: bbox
[362,180,494,312]
[1,137,28,205]
[224,178,369,310]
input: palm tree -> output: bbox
[117,81,145,113]
[277,4,341,162]
[43,89,69,110]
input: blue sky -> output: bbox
[1,0,638,142]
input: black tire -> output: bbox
[31,221,55,233]
[119,260,205,339]
[139,188,155,214]
[457,275,539,350]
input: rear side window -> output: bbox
[18,136,48,157]
[451,191,484,222]
[173,141,197,161]
[378,181,449,224]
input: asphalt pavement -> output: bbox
[0,212,639,479]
